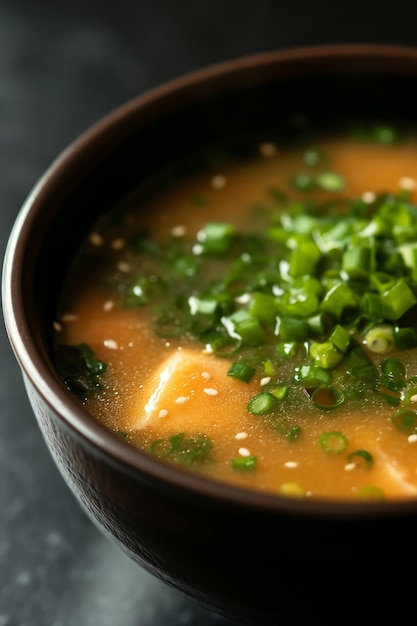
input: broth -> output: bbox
[54,123,417,501]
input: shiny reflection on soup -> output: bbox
[54,124,417,501]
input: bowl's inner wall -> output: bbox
[28,72,417,368]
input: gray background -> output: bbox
[2,1,417,625]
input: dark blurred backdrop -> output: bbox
[1,2,417,625]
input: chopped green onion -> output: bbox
[347,449,374,468]
[379,357,406,391]
[275,316,308,341]
[316,171,345,191]
[309,341,343,369]
[363,325,394,354]
[232,456,257,471]
[290,172,315,192]
[222,310,265,347]
[381,278,417,321]
[195,222,236,255]
[294,364,332,388]
[303,147,325,167]
[318,431,348,454]
[227,361,256,383]
[391,408,417,434]
[277,341,298,358]
[150,433,212,465]
[269,385,289,400]
[321,282,357,320]
[248,392,277,415]
[311,385,345,409]
[393,326,417,350]
[329,324,351,353]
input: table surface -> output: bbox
[2,2,417,625]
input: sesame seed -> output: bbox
[361,191,376,203]
[192,243,204,255]
[117,261,131,273]
[171,225,187,237]
[60,313,78,322]
[235,432,248,440]
[284,461,299,468]
[410,394,417,403]
[89,232,104,246]
[175,396,189,404]
[399,176,417,190]
[53,321,62,332]
[211,174,226,189]
[165,342,171,348]
[258,142,278,157]
[235,293,250,304]
[238,447,251,457]
[344,462,356,471]
[202,344,213,355]
[201,371,212,380]
[111,238,125,250]
[158,409,169,418]
[203,388,218,396]
[103,300,115,312]
[103,339,118,350]
[408,434,417,443]
[260,377,271,386]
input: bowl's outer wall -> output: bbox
[5,46,417,624]
[22,372,417,624]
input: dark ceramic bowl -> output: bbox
[3,44,417,625]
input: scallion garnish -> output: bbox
[232,456,257,471]
[347,449,374,468]
[227,361,256,383]
[391,408,417,434]
[248,392,277,415]
[318,431,348,454]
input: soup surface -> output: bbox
[54,122,417,501]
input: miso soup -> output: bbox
[54,122,417,501]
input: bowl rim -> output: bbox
[4,42,417,518]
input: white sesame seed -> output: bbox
[258,142,278,157]
[235,293,250,304]
[158,409,169,418]
[111,238,125,250]
[201,371,212,380]
[211,174,227,189]
[193,243,204,255]
[408,434,417,443]
[60,313,78,323]
[103,300,115,312]
[260,377,271,386]
[410,394,417,403]
[117,261,131,273]
[89,232,104,246]
[103,339,118,350]
[171,225,187,237]
[235,432,248,440]
[284,461,299,468]
[344,462,356,471]
[165,342,171,348]
[202,344,213,355]
[175,396,189,404]
[238,447,251,457]
[399,176,417,190]
[53,321,62,332]
[361,191,376,203]
[203,388,218,396]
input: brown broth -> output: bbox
[55,131,417,501]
